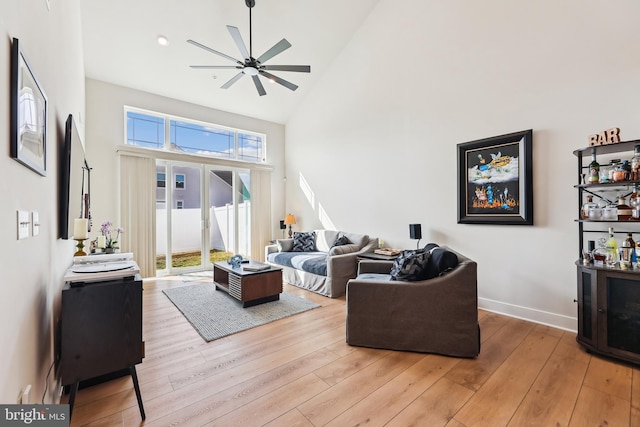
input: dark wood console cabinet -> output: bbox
[59,275,145,419]
[577,265,640,364]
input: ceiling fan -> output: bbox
[187,0,311,96]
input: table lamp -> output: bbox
[284,214,296,238]
[279,220,287,238]
[409,223,422,249]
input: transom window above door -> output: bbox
[126,109,266,163]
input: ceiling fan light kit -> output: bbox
[187,0,311,96]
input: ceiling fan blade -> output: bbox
[252,75,266,96]
[262,65,311,73]
[227,26,250,60]
[221,72,245,89]
[260,71,298,91]
[256,39,291,64]
[190,65,242,69]
[187,39,242,65]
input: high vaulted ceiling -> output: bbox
[80,0,380,124]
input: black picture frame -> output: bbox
[10,37,47,176]
[457,130,533,225]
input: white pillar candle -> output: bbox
[97,235,106,248]
[73,218,88,240]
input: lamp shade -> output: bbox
[284,214,296,225]
[409,224,422,240]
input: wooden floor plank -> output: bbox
[262,408,314,427]
[137,349,337,427]
[507,333,590,427]
[202,374,328,427]
[445,317,535,391]
[324,355,462,427]
[297,351,425,426]
[387,377,474,427]
[632,368,640,427]
[583,354,633,401]
[453,325,561,427]
[312,346,390,386]
[568,385,630,427]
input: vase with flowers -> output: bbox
[98,220,124,253]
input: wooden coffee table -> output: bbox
[212,261,283,307]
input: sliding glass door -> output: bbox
[156,161,250,275]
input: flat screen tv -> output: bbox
[59,114,91,239]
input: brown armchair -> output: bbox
[345,247,480,357]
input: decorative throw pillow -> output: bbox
[421,246,459,280]
[329,243,360,256]
[331,234,351,248]
[390,249,430,281]
[292,231,316,252]
[277,239,294,252]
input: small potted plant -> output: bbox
[98,220,124,253]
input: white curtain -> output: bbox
[119,154,156,277]
[250,168,272,261]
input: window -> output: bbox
[126,109,266,163]
[176,200,184,209]
[127,112,164,148]
[175,174,185,189]
[157,172,166,188]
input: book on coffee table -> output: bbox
[242,263,271,272]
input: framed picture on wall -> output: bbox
[10,37,47,176]
[457,129,533,225]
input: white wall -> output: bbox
[84,79,286,247]
[285,0,640,330]
[0,1,85,403]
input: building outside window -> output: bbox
[157,172,166,188]
[175,173,185,190]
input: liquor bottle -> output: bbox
[581,195,598,219]
[617,196,632,220]
[632,146,640,181]
[631,185,640,219]
[605,226,618,267]
[588,152,600,184]
[623,233,636,264]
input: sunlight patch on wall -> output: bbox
[318,204,336,230]
[299,172,315,208]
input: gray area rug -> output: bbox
[163,283,320,342]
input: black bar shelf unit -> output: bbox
[574,139,640,365]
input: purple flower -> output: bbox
[100,220,124,249]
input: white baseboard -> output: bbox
[478,297,577,333]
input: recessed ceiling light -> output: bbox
[157,35,169,46]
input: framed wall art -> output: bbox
[457,129,533,225]
[10,37,47,176]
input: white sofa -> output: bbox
[265,230,378,298]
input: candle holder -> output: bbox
[74,239,87,257]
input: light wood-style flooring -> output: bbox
[67,276,640,426]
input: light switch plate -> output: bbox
[17,210,29,240]
[32,212,40,236]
